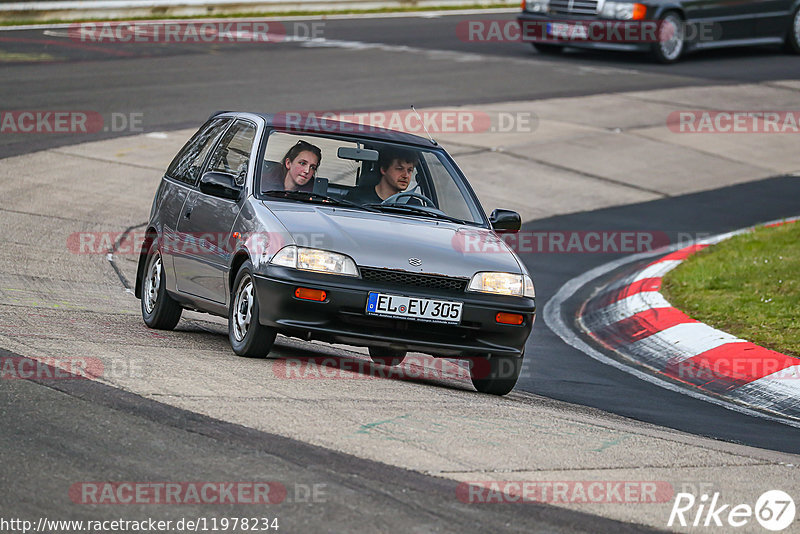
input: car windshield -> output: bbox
[259,131,486,225]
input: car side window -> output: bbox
[166,118,230,186]
[207,120,257,186]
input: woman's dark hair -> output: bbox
[282,140,322,171]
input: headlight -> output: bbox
[600,1,645,19]
[270,245,359,277]
[468,272,535,298]
[525,0,549,13]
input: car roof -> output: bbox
[213,111,438,148]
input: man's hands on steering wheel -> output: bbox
[381,191,437,208]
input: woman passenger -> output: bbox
[262,140,322,192]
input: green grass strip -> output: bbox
[662,221,799,358]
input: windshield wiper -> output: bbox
[363,203,470,225]
[264,191,380,212]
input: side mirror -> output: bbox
[199,171,241,200]
[490,209,521,233]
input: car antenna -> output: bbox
[411,105,437,146]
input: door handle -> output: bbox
[184,209,192,219]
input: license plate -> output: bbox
[366,292,463,324]
[547,22,588,39]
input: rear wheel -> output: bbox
[532,42,564,55]
[651,12,685,63]
[784,7,800,53]
[470,353,523,396]
[369,347,407,367]
[229,261,276,358]
[141,241,182,330]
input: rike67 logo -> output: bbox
[668,490,795,531]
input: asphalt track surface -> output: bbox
[3,364,654,533]
[2,11,800,531]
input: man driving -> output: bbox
[346,148,419,204]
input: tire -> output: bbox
[470,353,523,396]
[651,12,685,63]
[532,42,564,55]
[229,260,276,358]
[140,241,182,330]
[784,6,800,54]
[368,347,407,367]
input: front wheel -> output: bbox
[784,7,800,53]
[229,261,276,358]
[141,241,182,330]
[369,347,407,367]
[470,353,523,396]
[651,12,685,63]
[532,42,564,55]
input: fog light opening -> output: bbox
[295,287,327,302]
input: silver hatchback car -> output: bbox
[136,112,536,395]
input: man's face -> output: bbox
[380,159,415,193]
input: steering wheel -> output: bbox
[381,191,437,208]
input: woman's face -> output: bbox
[284,150,319,189]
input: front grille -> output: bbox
[548,0,598,16]
[359,267,469,292]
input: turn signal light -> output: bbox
[496,312,524,325]
[295,287,327,301]
[632,3,647,19]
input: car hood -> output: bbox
[263,203,523,278]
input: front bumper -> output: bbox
[253,266,535,358]
[518,13,652,52]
